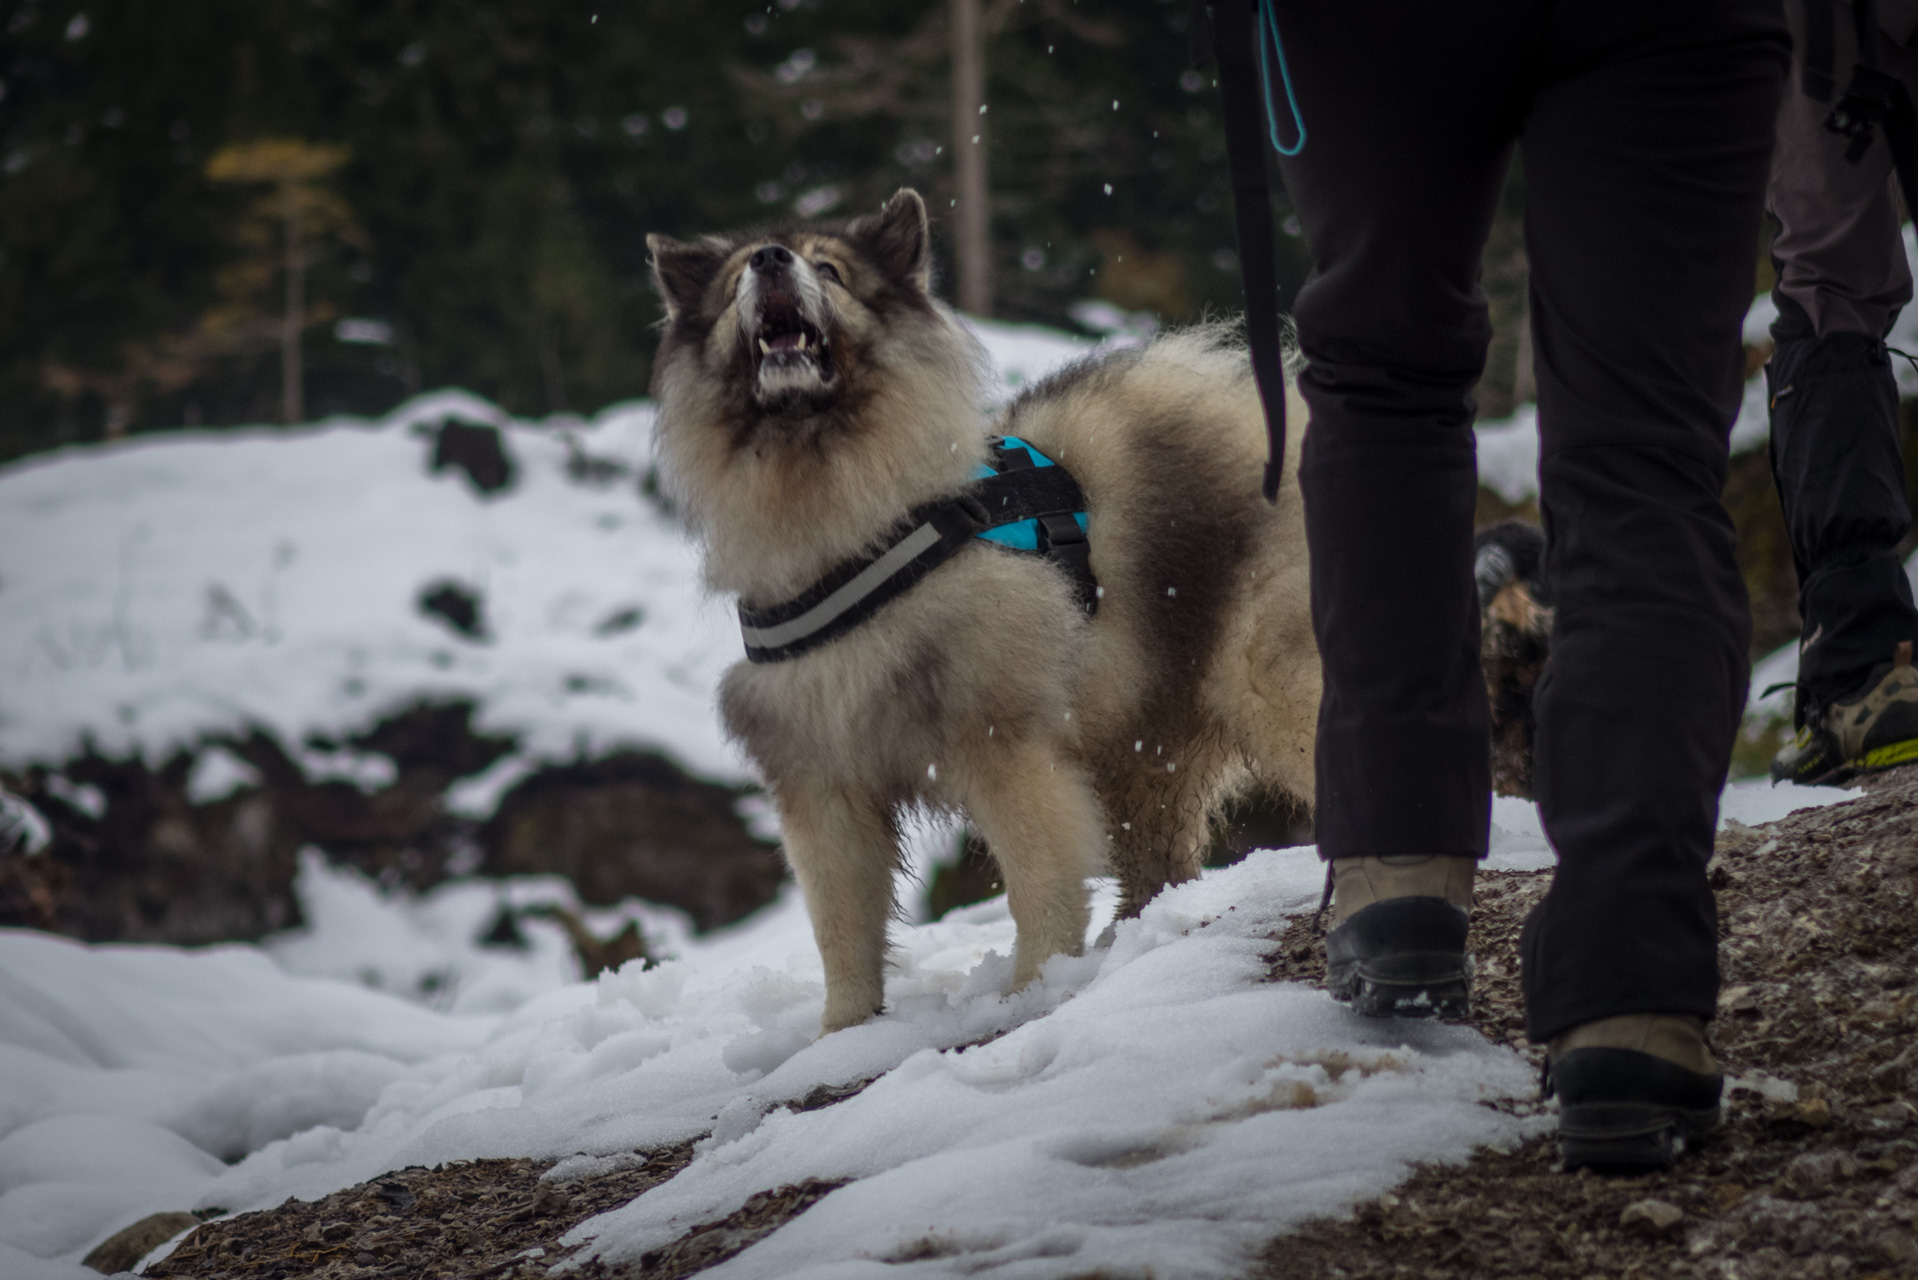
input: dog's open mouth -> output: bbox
[752,293,835,401]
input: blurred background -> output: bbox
[0,0,1336,460]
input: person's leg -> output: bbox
[1273,0,1530,863]
[1765,0,1918,779]
[1518,0,1786,1165]
[1271,0,1531,1017]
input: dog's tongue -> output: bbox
[766,331,806,351]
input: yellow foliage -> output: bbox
[206,139,350,187]
[205,139,365,250]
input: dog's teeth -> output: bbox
[758,339,771,354]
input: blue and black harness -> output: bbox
[738,436,1096,664]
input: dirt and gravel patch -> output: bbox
[137,1079,887,1280]
[142,1145,696,1280]
[1257,767,1918,1279]
[133,770,1918,1279]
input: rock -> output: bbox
[1796,1096,1834,1128]
[430,420,516,495]
[1780,1151,1857,1198]
[481,751,783,932]
[2,703,779,946]
[1619,1198,1684,1235]
[417,580,489,641]
[83,1212,202,1274]
[1876,1228,1918,1264]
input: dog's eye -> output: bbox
[814,261,842,285]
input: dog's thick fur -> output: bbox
[647,190,1319,1033]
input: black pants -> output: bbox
[1767,300,1918,713]
[1273,0,1786,1040]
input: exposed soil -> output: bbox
[143,1146,696,1280]
[1256,766,1918,1280]
[137,1090,881,1280]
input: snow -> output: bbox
[960,314,1097,400]
[0,775,1861,1273]
[0,390,744,794]
[0,844,1541,1276]
[182,744,261,804]
[0,790,51,856]
[1474,404,1541,506]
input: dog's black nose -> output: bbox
[749,244,793,275]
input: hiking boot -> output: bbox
[1546,1014,1722,1172]
[1771,640,1918,787]
[1324,855,1474,1020]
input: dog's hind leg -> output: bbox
[967,743,1099,991]
[777,786,898,1034]
[1095,728,1229,919]
[1106,788,1213,919]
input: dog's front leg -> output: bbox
[777,786,898,1034]
[968,743,1100,991]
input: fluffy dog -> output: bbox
[646,189,1319,1033]
[1474,519,1553,800]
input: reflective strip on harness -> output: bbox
[738,520,944,653]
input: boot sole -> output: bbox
[1557,1102,1719,1172]
[1328,951,1472,1021]
[1793,737,1918,789]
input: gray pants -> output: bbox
[1772,0,1918,338]
[1766,0,1918,710]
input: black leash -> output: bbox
[1194,0,1290,505]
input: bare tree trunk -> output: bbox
[282,202,305,425]
[951,0,990,316]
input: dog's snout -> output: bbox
[749,244,794,275]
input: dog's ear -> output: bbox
[850,189,930,290]
[648,234,726,321]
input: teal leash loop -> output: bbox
[1255,1,1306,156]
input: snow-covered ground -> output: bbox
[0,389,743,800]
[0,308,1875,1277]
[0,777,1858,1279]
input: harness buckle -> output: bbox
[1037,513,1097,616]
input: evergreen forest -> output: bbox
[0,0,1320,462]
